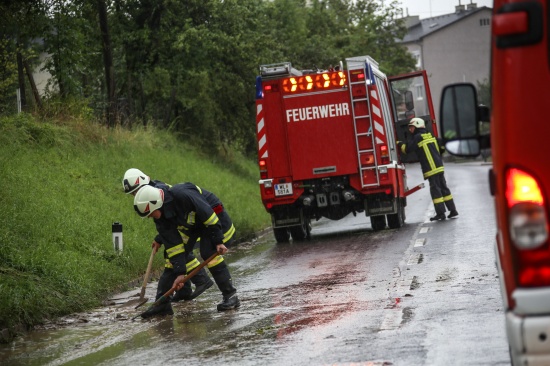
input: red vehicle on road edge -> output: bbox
[439,1,550,364]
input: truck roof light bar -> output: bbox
[259,62,302,79]
[345,55,379,70]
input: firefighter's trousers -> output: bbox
[428,173,457,216]
[157,251,212,301]
[198,223,237,299]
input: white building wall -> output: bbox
[421,9,492,124]
[402,8,492,128]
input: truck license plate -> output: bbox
[274,183,293,196]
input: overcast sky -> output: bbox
[396,0,494,19]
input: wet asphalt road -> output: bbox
[0,162,510,366]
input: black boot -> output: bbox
[430,214,446,221]
[209,263,240,311]
[217,293,240,311]
[171,280,193,302]
[189,267,214,300]
[140,301,173,319]
[448,210,459,219]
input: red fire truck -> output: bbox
[255,56,436,242]
[439,1,550,364]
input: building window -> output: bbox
[411,50,421,69]
[480,18,490,26]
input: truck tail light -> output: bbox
[264,83,279,93]
[380,145,390,164]
[259,159,268,179]
[505,168,550,287]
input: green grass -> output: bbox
[0,112,270,337]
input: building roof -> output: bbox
[400,6,492,44]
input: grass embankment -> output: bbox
[0,112,270,340]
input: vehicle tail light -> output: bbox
[380,145,390,164]
[259,159,268,179]
[505,168,550,287]
[263,83,279,93]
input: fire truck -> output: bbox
[439,1,550,364]
[255,55,436,242]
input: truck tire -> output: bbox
[273,227,290,243]
[387,200,405,229]
[370,215,386,231]
[289,219,311,241]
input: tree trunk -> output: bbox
[97,0,116,127]
[23,58,43,110]
[16,50,27,111]
[164,86,176,128]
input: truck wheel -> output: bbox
[370,215,386,231]
[273,227,290,243]
[387,200,405,229]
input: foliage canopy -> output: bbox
[1,0,415,156]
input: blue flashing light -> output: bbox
[365,63,375,84]
[255,76,263,100]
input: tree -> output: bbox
[96,0,116,126]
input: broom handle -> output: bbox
[139,247,157,299]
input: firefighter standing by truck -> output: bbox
[133,183,240,317]
[122,168,214,306]
[398,118,458,221]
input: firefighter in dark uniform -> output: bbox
[122,168,213,305]
[397,118,459,221]
[134,183,240,317]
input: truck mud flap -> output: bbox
[271,208,304,228]
[364,197,397,216]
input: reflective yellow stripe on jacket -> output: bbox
[166,244,185,258]
[418,134,444,178]
[204,212,219,226]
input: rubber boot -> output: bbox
[448,210,459,219]
[140,269,175,317]
[217,292,240,311]
[209,263,240,311]
[171,280,193,302]
[189,267,214,300]
[140,301,173,318]
[430,214,446,221]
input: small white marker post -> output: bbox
[112,222,123,253]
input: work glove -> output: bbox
[397,141,403,148]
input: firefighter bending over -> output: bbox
[134,183,240,317]
[397,118,459,221]
[123,168,214,305]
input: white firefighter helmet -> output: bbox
[122,168,150,194]
[408,117,425,129]
[134,185,164,218]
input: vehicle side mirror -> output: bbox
[440,83,484,157]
